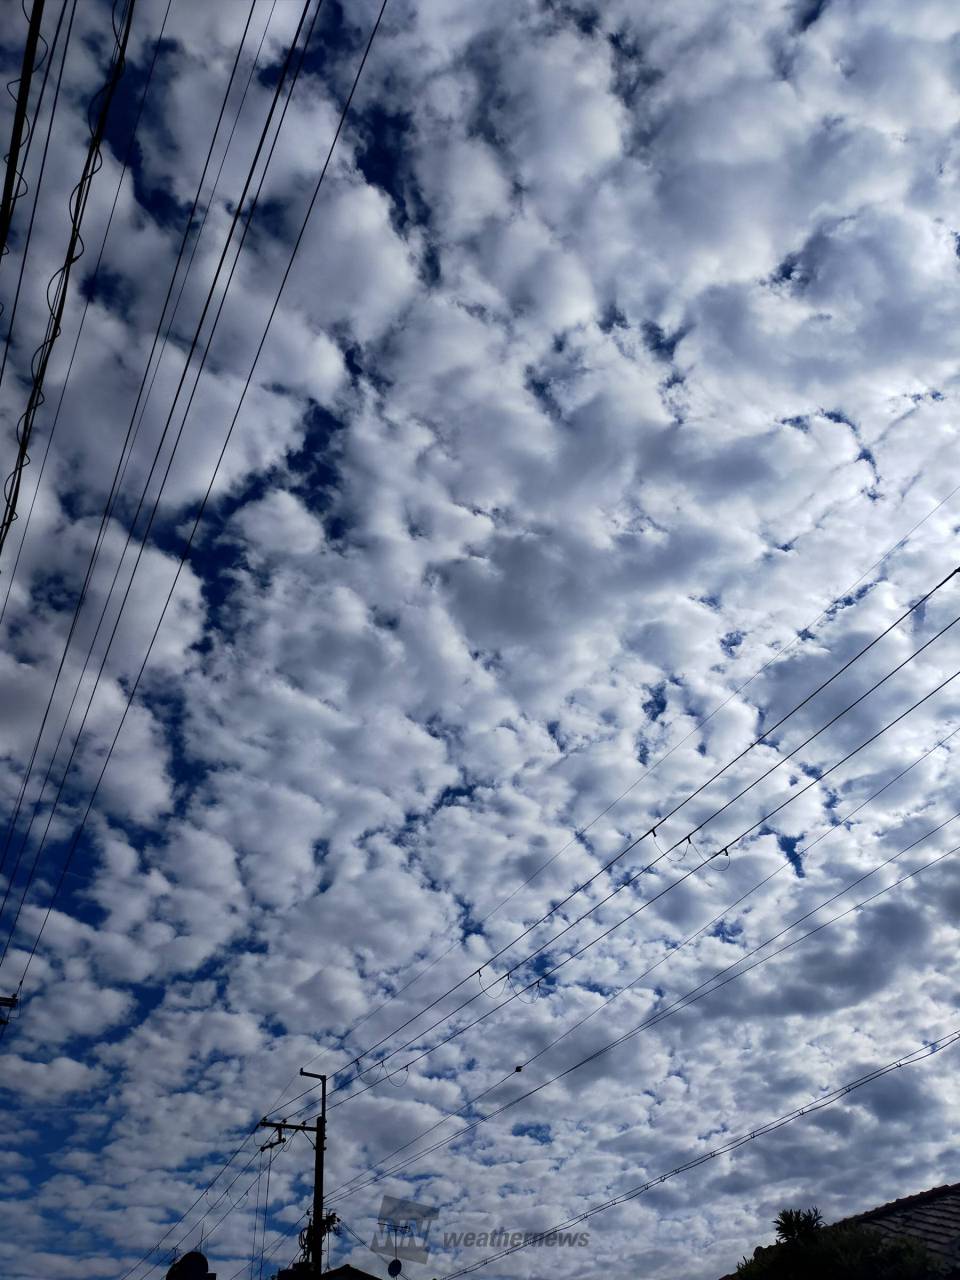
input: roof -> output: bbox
[719,1181,960,1278]
[836,1180,960,1272]
[321,1267,382,1280]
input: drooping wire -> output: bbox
[0,0,173,625]
[0,0,321,973]
[0,0,74,396]
[0,0,262,896]
[436,1026,960,1278]
[277,617,960,1111]
[274,565,960,1113]
[0,0,48,260]
[20,6,391,1270]
[0,0,139,556]
[323,817,960,1204]
[314,721,960,1205]
[0,0,387,1017]
[298,477,960,1063]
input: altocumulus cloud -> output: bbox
[1,1,960,1278]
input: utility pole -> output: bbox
[0,994,18,1027]
[258,1071,336,1276]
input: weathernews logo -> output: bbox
[370,1195,589,1264]
[441,1228,589,1249]
[371,1195,439,1265]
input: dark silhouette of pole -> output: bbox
[301,1070,326,1274]
[259,1073,332,1275]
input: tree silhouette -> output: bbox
[734,1204,943,1278]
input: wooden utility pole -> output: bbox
[258,1071,336,1275]
[0,994,18,1027]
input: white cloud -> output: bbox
[2,0,960,1278]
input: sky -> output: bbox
[1,0,960,1277]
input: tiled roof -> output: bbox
[718,1181,960,1278]
[836,1180,960,1271]
[320,1266,382,1280]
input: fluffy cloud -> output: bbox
[1,1,960,1278]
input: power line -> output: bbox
[80,8,394,1268]
[0,0,138,555]
[2,0,61,209]
[0,0,276,903]
[0,0,174,626]
[0,0,47,259]
[134,1126,300,1280]
[324,662,960,1107]
[14,4,391,1268]
[325,818,960,1206]
[0,0,75,396]
[324,477,960,1059]
[0,0,258,898]
[287,566,959,1101]
[183,522,960,1266]
[225,1206,312,1280]
[32,15,947,1274]
[112,555,960,1270]
[277,611,960,1112]
[0,0,304,931]
[436,1025,960,1278]
[0,0,322,970]
[235,1022,960,1279]
[0,0,392,1015]
[315,721,960,1206]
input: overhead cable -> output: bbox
[0,0,269,901]
[0,0,240,898]
[278,619,960,1110]
[0,0,74,394]
[0,0,48,258]
[319,663,960,1107]
[437,1025,960,1277]
[0,0,389,1014]
[276,479,960,1102]
[326,819,960,1198]
[0,0,321,970]
[0,0,138,556]
[287,567,959,1101]
[0,0,173,622]
[0,0,264,906]
[316,722,960,1202]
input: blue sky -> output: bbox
[1,1,960,1277]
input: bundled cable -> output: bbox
[0,0,138,558]
[0,0,49,260]
[0,0,319,972]
[234,1025,960,1280]
[0,0,78,395]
